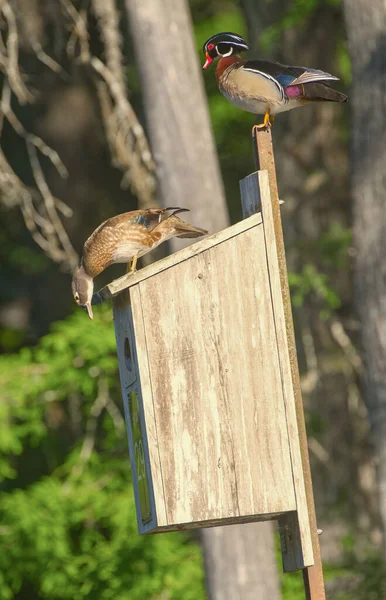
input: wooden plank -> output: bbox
[148,510,291,533]
[92,212,262,304]
[138,224,297,527]
[240,172,262,218]
[112,291,137,389]
[128,286,168,530]
[240,170,313,570]
[252,128,325,596]
[259,169,313,569]
[113,291,155,533]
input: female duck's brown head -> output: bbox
[202,32,249,69]
[72,266,94,320]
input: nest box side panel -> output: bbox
[257,170,314,570]
[113,290,167,533]
[137,222,297,528]
[128,285,169,529]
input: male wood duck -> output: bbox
[72,207,208,319]
[202,32,347,127]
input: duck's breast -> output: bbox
[220,65,286,114]
[111,240,149,263]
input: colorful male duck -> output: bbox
[203,32,347,127]
[72,208,207,319]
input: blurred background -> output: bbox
[1,0,385,598]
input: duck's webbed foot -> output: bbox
[129,255,138,273]
[253,110,275,132]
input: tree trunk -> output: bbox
[343,0,386,555]
[201,522,280,600]
[125,0,228,244]
[125,0,281,597]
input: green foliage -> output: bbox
[353,553,386,600]
[337,40,352,85]
[279,542,386,600]
[193,7,246,52]
[317,222,352,269]
[261,0,343,52]
[0,466,204,600]
[0,312,206,599]
[289,264,341,317]
[287,221,352,317]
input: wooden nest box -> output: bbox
[94,163,315,574]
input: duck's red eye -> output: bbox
[207,43,215,51]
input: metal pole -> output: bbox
[252,127,326,600]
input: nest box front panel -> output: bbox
[134,223,297,528]
[113,290,164,533]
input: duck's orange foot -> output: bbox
[126,255,138,274]
[252,112,275,133]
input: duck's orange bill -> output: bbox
[202,52,213,69]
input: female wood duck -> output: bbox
[202,32,347,127]
[72,207,208,319]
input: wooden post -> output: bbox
[250,127,326,600]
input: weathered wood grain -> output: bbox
[92,213,262,304]
[252,129,323,598]
[113,291,137,389]
[129,286,170,531]
[240,169,313,571]
[113,290,162,533]
[137,221,296,526]
[240,172,262,218]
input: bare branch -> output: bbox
[106,398,125,431]
[79,378,110,464]
[1,80,68,178]
[91,0,126,91]
[308,437,330,464]
[300,318,320,394]
[60,0,90,62]
[27,144,78,269]
[0,0,156,271]
[60,0,155,206]
[1,2,34,103]
[330,317,363,375]
[31,40,62,73]
[0,141,75,267]
[92,59,156,204]
[90,56,153,170]
[68,379,115,483]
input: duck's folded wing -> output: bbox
[129,207,189,229]
[242,59,339,87]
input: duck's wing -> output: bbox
[83,208,191,259]
[130,207,190,229]
[242,59,339,87]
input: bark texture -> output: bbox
[125,0,229,244]
[343,0,386,554]
[202,522,281,600]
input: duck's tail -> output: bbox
[152,211,208,239]
[174,219,209,238]
[301,82,348,103]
